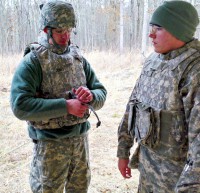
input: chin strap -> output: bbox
[47,28,62,50]
[46,27,70,53]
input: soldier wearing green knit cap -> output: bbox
[117,1,200,192]
[10,0,107,192]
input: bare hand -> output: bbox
[73,86,93,103]
[118,158,132,179]
[66,99,88,117]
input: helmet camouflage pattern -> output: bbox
[39,0,76,29]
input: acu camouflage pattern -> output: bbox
[30,133,90,193]
[27,36,89,129]
[40,0,76,29]
[118,39,200,192]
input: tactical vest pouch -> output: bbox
[159,110,186,144]
[135,103,161,148]
[128,99,137,136]
[134,109,187,161]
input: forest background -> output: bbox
[0,0,200,192]
[1,0,200,56]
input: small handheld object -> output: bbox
[69,90,101,128]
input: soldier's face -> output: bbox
[149,25,185,54]
[51,28,72,46]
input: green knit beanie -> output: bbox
[150,0,199,42]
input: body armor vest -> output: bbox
[128,42,200,164]
[28,44,88,129]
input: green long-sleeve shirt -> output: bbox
[10,51,107,140]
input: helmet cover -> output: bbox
[40,0,76,29]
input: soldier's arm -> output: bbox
[117,105,134,159]
[82,57,107,111]
[117,86,139,159]
[175,63,200,192]
[10,53,67,121]
[117,91,135,179]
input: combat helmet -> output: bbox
[39,0,76,30]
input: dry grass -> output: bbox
[0,50,143,193]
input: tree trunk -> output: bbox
[120,0,124,54]
[141,0,149,57]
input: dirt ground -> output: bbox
[0,51,142,193]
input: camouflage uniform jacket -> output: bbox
[117,39,200,192]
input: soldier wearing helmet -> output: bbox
[39,0,76,50]
[10,0,107,192]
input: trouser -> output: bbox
[29,133,91,193]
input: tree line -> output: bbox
[1,0,200,56]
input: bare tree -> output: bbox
[1,0,200,56]
[141,0,149,56]
[120,0,124,53]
